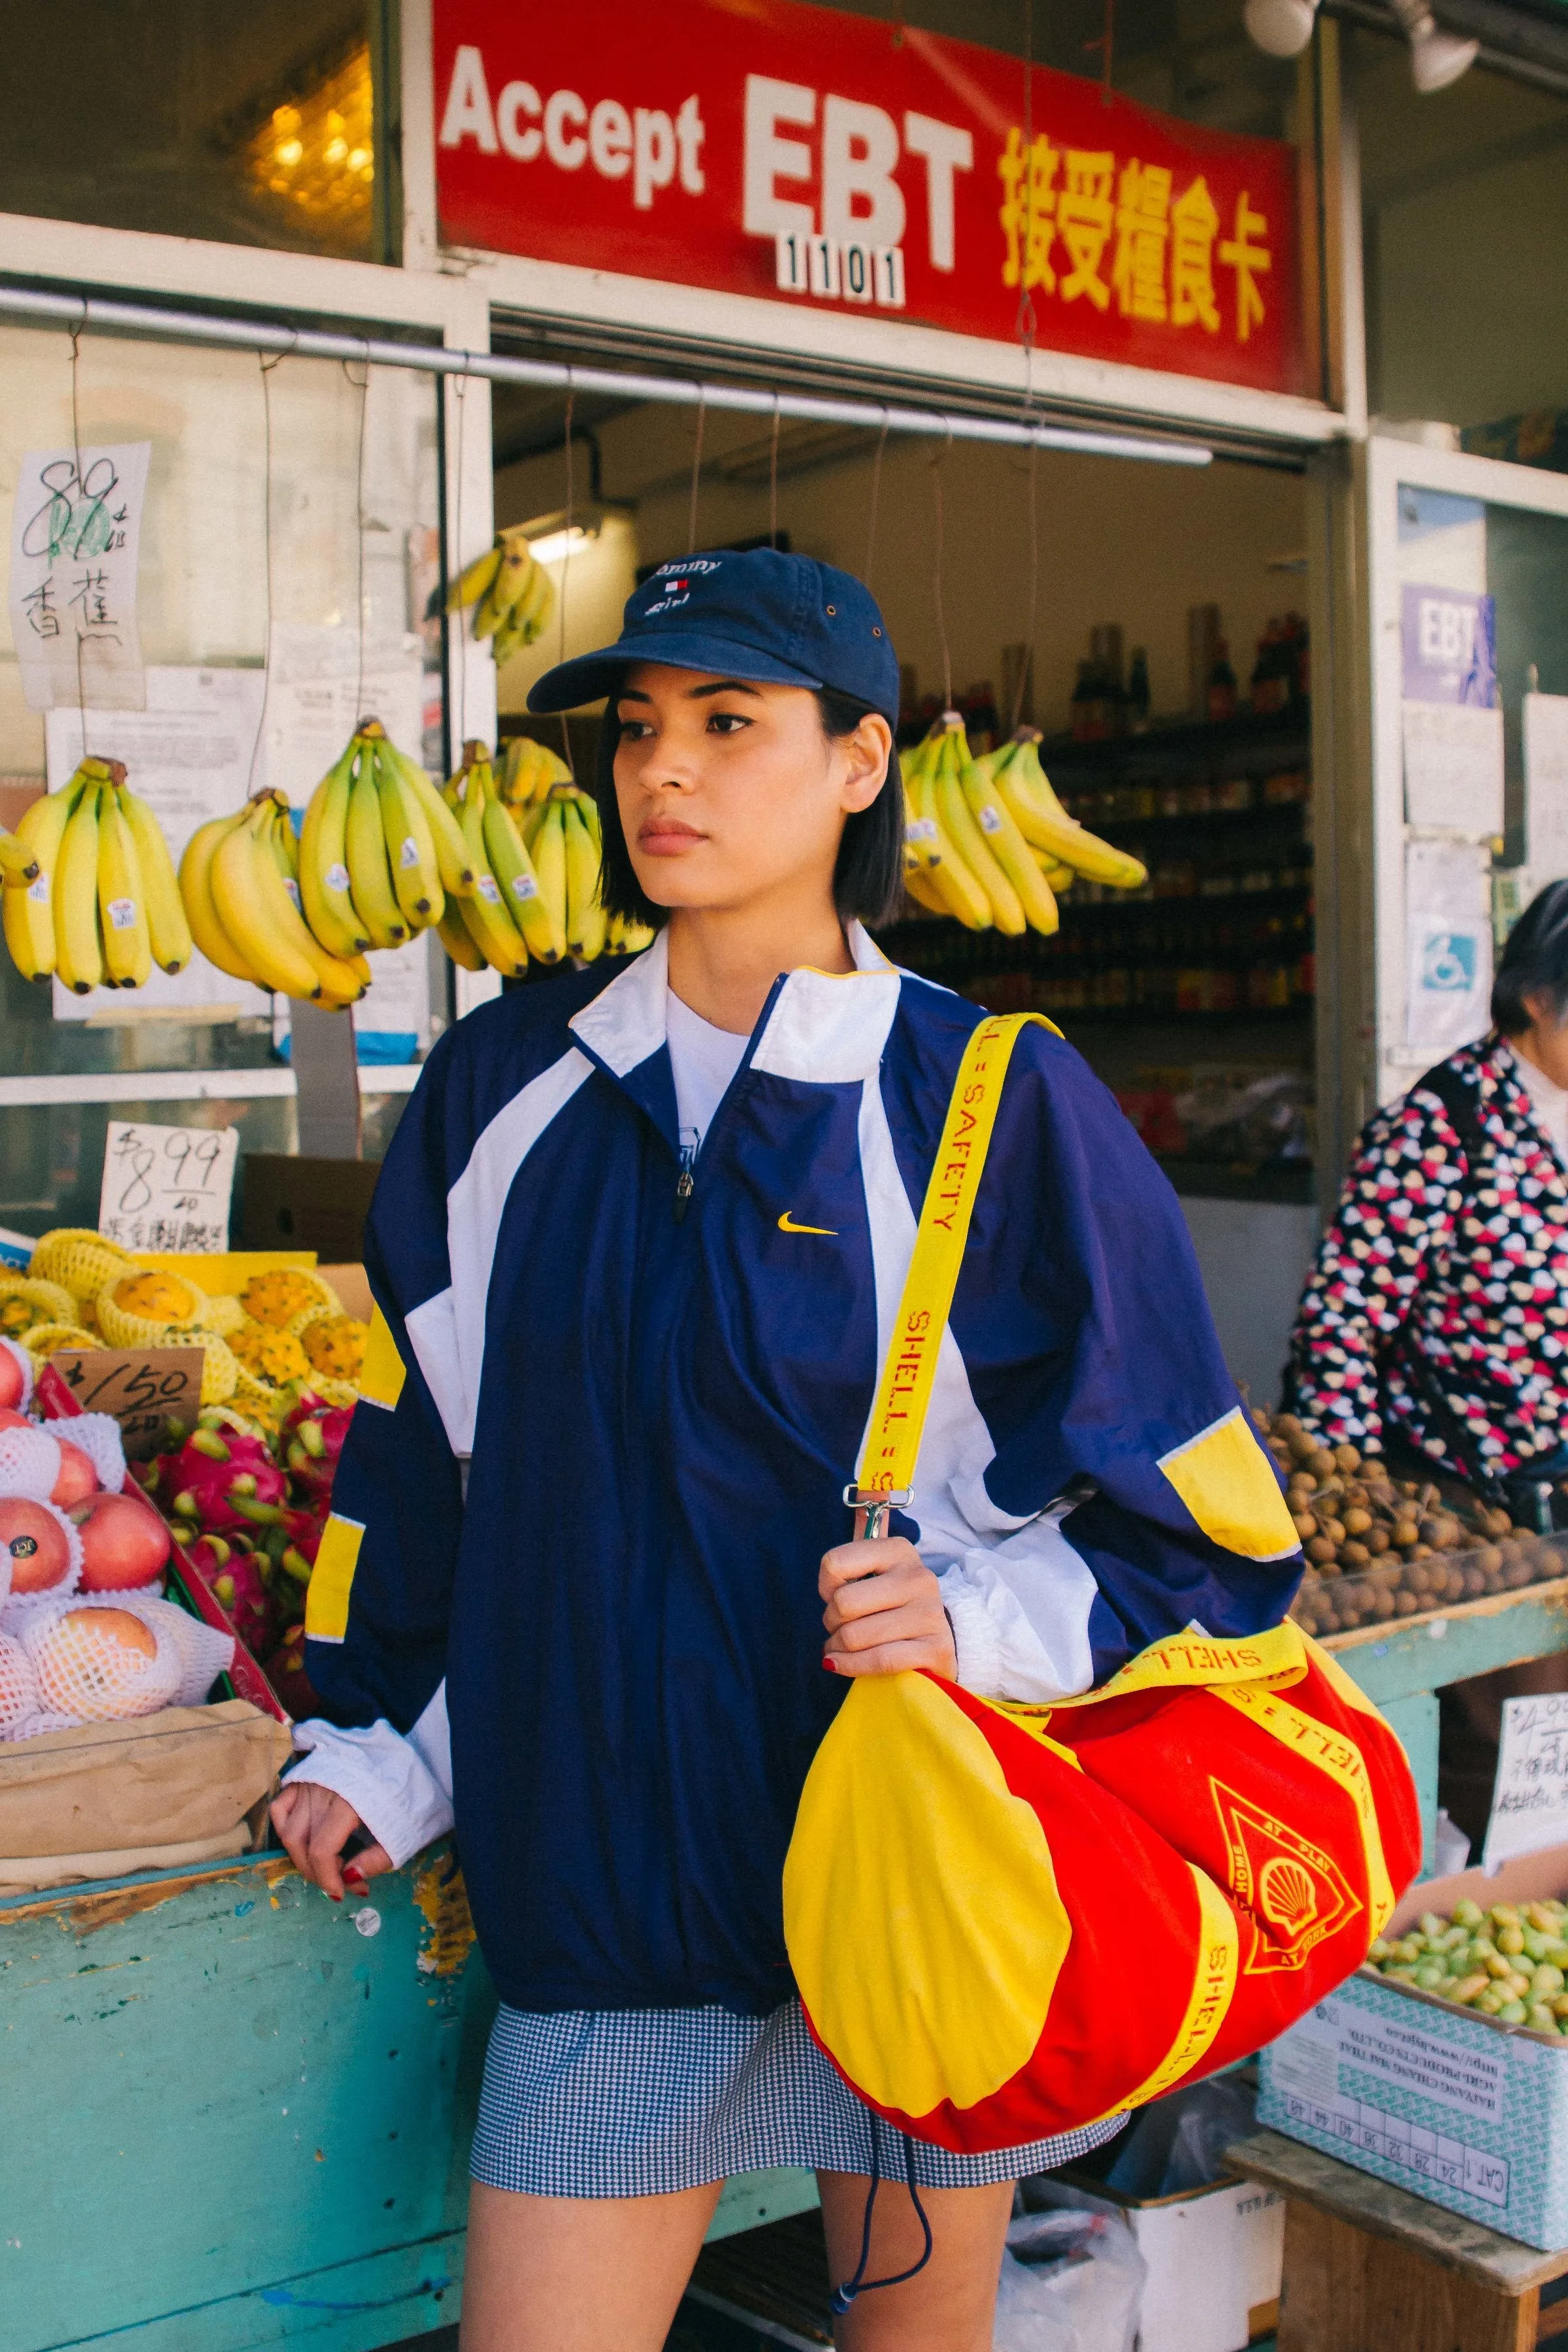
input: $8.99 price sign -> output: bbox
[97,1120,238,1254]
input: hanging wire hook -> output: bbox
[67,318,88,749]
[768,391,781,550]
[245,350,286,801]
[339,357,372,725]
[929,425,955,715]
[687,387,706,558]
[864,406,890,589]
[449,368,468,756]
[558,373,576,777]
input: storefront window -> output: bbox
[0,317,444,1231]
[1357,29,1568,436]
[0,2,388,262]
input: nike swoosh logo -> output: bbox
[778,1211,839,1236]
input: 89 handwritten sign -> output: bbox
[98,1120,238,1254]
[50,1347,206,1459]
[7,442,150,713]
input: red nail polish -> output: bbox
[822,1656,838,1673]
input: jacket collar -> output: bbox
[566,922,902,1141]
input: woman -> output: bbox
[273,549,1300,2352]
[1286,879,1568,1518]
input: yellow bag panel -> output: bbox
[357,1301,406,1413]
[304,1512,365,1644]
[1158,1405,1301,1563]
[784,1673,1070,2116]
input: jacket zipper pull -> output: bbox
[675,1132,697,1222]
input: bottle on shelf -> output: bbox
[1127,647,1151,733]
[1207,640,1238,724]
[1250,620,1290,717]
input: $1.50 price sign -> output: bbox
[97,1119,238,1253]
[49,1346,207,1459]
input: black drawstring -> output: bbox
[830,2114,935,2313]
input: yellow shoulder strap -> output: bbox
[852,1011,1058,1514]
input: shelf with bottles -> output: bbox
[1052,610,1310,753]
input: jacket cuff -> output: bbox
[937,1567,1004,1696]
[287,1714,455,1869]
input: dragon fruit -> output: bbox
[262,1622,320,1719]
[280,1393,354,1512]
[150,1426,288,1539]
[178,1532,274,1659]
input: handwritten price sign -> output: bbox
[1484,1692,1568,1869]
[50,1346,206,1459]
[98,1119,238,1254]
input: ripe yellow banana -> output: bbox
[3,774,84,982]
[344,748,406,951]
[54,779,105,994]
[117,781,192,973]
[915,734,989,930]
[993,735,1148,891]
[299,739,369,959]
[483,790,565,963]
[445,543,502,613]
[263,797,368,1005]
[934,727,1024,936]
[0,830,38,882]
[958,750,1058,938]
[382,738,473,898]
[562,796,606,960]
[97,781,152,988]
[211,798,324,998]
[531,796,570,956]
[373,739,442,930]
[455,764,528,976]
[436,903,485,971]
[178,813,265,987]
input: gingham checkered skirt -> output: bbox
[470,1997,1121,2196]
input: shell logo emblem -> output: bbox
[1213,1781,1362,1975]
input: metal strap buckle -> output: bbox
[842,1482,914,1541]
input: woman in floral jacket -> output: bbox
[1286,883,1568,1514]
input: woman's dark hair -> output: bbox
[593,682,905,932]
[1492,879,1568,1034]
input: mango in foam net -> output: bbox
[21,1322,98,1359]
[240,1269,339,1331]
[301,1314,368,1383]
[29,1229,135,1305]
[97,1269,204,1348]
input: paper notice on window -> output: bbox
[1526,693,1568,883]
[8,443,151,711]
[1403,702,1505,834]
[1484,1693,1568,1869]
[45,668,271,1023]
[97,1119,238,1253]
[261,624,426,811]
[1405,838,1494,1054]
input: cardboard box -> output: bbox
[1258,1843,1568,2249]
[237,1153,381,1262]
[1043,2174,1283,2352]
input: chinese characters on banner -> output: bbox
[7,443,150,711]
[431,0,1302,397]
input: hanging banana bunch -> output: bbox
[1,756,192,993]
[900,717,1146,933]
[439,524,556,668]
[436,743,655,977]
[175,721,476,1005]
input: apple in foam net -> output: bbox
[0,1407,30,1431]
[74,1491,170,1592]
[0,1497,74,1594]
[50,1439,99,1510]
[34,1605,161,1720]
[0,1348,25,1413]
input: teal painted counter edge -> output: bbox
[1324,1581,1568,1707]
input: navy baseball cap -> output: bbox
[527,547,899,726]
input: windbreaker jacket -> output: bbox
[295,928,1303,2017]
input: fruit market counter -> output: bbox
[0,1842,815,2352]
[1322,1575,1568,1880]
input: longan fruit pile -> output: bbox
[1252,1410,1562,1635]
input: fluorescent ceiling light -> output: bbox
[527,524,596,566]
[1243,0,1320,59]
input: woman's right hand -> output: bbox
[271,1780,393,1902]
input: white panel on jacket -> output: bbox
[287,1682,454,1869]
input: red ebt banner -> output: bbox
[433,0,1304,397]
